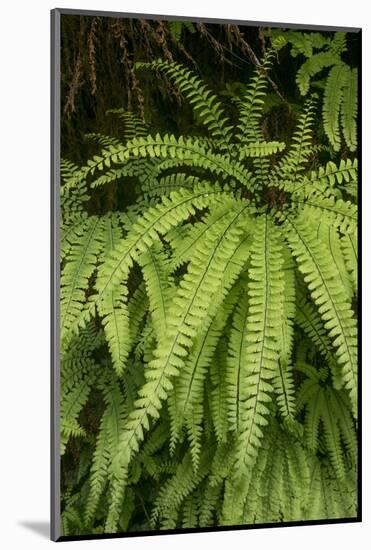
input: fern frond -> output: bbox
[209,440,235,488]
[84,132,123,147]
[329,32,347,56]
[61,494,86,536]
[62,322,104,368]
[169,247,250,454]
[330,389,357,464]
[127,283,148,345]
[210,339,229,443]
[61,365,95,454]
[137,159,207,198]
[92,185,236,316]
[286,214,357,413]
[296,295,337,367]
[239,140,286,158]
[274,97,316,188]
[297,368,356,479]
[90,158,156,188]
[151,451,210,528]
[60,159,89,219]
[226,290,250,432]
[293,158,357,198]
[182,493,200,528]
[106,206,252,529]
[60,216,104,344]
[272,255,296,421]
[85,381,126,523]
[279,30,314,58]
[341,68,358,151]
[322,390,346,478]
[135,60,233,145]
[67,185,228,342]
[245,424,310,523]
[298,376,324,451]
[278,30,331,58]
[84,407,111,523]
[139,173,199,201]
[167,204,241,271]
[281,436,310,520]
[316,221,353,302]
[60,158,81,182]
[98,216,130,376]
[234,216,284,478]
[169,292,234,452]
[61,213,89,261]
[99,282,130,377]
[296,52,340,95]
[237,50,274,144]
[86,135,254,190]
[322,63,348,151]
[222,471,251,525]
[199,482,221,526]
[106,108,148,140]
[341,231,357,293]
[235,51,279,187]
[292,195,357,234]
[304,458,356,520]
[139,242,174,339]
[185,404,203,473]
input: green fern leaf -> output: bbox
[293,158,357,198]
[286,214,357,413]
[296,52,340,95]
[85,381,126,523]
[60,366,95,454]
[272,255,297,421]
[273,97,316,189]
[237,50,274,144]
[106,108,148,141]
[60,216,104,344]
[226,290,250,432]
[341,231,357,293]
[80,186,234,339]
[98,216,131,376]
[234,216,284,477]
[341,68,358,151]
[210,339,229,443]
[316,221,353,302]
[239,140,286,158]
[87,134,254,190]
[322,63,348,150]
[135,60,233,145]
[106,206,252,529]
[292,195,357,234]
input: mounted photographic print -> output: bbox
[51,8,361,542]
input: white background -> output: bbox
[0,0,369,548]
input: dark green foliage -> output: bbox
[60,30,358,536]
[273,30,358,152]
